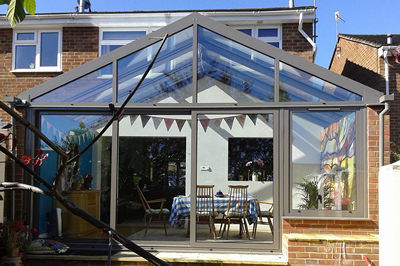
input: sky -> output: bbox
[0,0,398,69]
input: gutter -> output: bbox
[298,11,317,62]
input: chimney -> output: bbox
[289,0,294,8]
[387,33,393,45]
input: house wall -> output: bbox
[282,23,314,62]
[330,37,400,152]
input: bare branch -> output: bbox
[0,100,68,160]
[0,182,52,196]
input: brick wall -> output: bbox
[282,22,314,62]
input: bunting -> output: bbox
[41,117,92,145]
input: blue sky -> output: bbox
[0,0,397,68]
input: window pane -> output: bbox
[103,31,146,40]
[39,114,111,238]
[291,112,356,211]
[238,29,252,36]
[33,64,113,102]
[268,42,279,48]
[15,45,36,69]
[117,114,190,243]
[279,62,362,102]
[17,32,34,40]
[40,32,58,67]
[118,27,193,103]
[228,137,273,181]
[197,113,274,243]
[197,26,275,103]
[101,44,122,56]
[258,28,278,37]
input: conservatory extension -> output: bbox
[16,13,383,252]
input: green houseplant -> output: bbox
[295,176,333,210]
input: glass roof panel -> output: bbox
[197,26,275,103]
[33,64,114,103]
[279,62,362,102]
[118,27,193,103]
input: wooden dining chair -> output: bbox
[252,201,274,239]
[193,185,219,240]
[220,185,250,239]
[136,184,170,237]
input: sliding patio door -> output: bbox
[195,112,276,245]
[116,114,191,244]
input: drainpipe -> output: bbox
[298,11,318,62]
[378,34,396,167]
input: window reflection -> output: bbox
[38,114,111,238]
[292,112,356,211]
[280,63,362,102]
[197,27,275,103]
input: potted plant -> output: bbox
[295,176,333,210]
[0,219,37,264]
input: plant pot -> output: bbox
[0,255,23,266]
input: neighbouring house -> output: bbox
[330,33,400,162]
[0,2,385,265]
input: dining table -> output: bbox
[169,194,259,228]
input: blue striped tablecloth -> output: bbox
[169,195,258,227]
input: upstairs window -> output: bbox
[99,29,147,76]
[99,29,147,56]
[12,30,62,72]
[236,26,281,48]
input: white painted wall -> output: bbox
[379,161,400,265]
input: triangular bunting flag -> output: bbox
[141,115,151,128]
[200,119,210,132]
[165,118,174,131]
[213,118,222,129]
[224,117,234,129]
[248,114,258,125]
[236,115,246,128]
[153,117,163,130]
[187,120,192,129]
[130,115,139,125]
[176,119,186,132]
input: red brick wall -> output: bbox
[285,239,379,266]
[282,22,314,62]
[62,27,98,72]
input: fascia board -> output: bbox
[0,8,315,28]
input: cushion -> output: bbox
[146,208,170,215]
[27,239,69,254]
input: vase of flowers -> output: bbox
[245,159,264,181]
[0,219,37,265]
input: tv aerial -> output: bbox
[335,11,345,42]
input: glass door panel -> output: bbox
[196,113,274,244]
[116,114,191,244]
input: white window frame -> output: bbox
[12,29,62,72]
[98,28,149,57]
[234,25,282,48]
